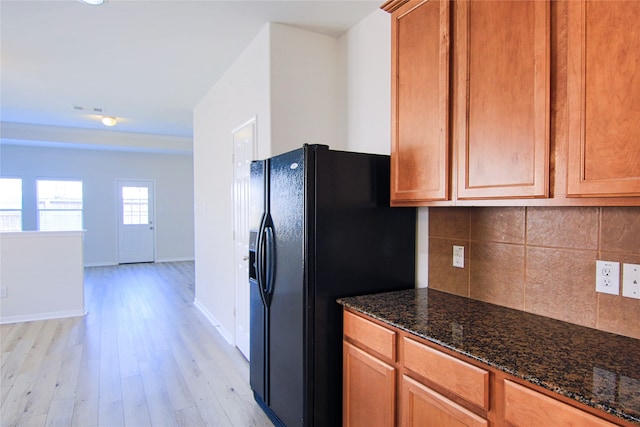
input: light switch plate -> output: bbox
[622,263,640,299]
[596,260,620,295]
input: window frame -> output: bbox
[0,177,23,231]
[36,179,84,231]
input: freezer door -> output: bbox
[267,147,307,426]
[249,160,267,402]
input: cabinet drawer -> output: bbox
[344,310,396,361]
[402,337,489,410]
[504,380,617,426]
[401,375,488,427]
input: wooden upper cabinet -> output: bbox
[387,0,451,204]
[454,0,550,200]
[566,0,640,197]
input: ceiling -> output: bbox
[0,0,381,140]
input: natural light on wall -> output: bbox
[0,178,23,231]
[37,180,84,231]
[79,0,104,5]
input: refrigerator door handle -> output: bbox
[264,224,276,299]
[256,212,268,307]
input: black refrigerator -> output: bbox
[249,144,415,426]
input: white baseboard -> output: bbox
[84,261,117,267]
[193,298,234,345]
[84,259,194,268]
[0,309,87,325]
[155,257,195,263]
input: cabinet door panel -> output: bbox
[504,380,617,426]
[567,0,640,197]
[391,0,451,203]
[401,375,488,427]
[456,0,550,199]
[343,341,396,427]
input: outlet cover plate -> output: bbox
[622,263,640,299]
[453,245,464,268]
[596,260,620,295]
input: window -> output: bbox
[37,180,83,231]
[122,186,149,225]
[0,178,23,231]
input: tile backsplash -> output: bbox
[428,206,640,339]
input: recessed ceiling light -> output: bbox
[101,116,117,127]
[79,0,104,5]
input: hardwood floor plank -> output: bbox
[17,413,47,427]
[44,318,75,357]
[121,375,152,427]
[19,352,64,420]
[1,372,35,426]
[97,322,121,408]
[52,344,83,400]
[71,357,99,427]
[175,406,206,427]
[153,348,196,411]
[1,322,44,386]
[1,322,28,353]
[0,262,274,427]
[138,360,179,427]
[98,400,124,427]
[18,322,58,377]
[44,397,75,427]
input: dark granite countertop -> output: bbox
[338,288,640,425]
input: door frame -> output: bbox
[232,117,257,359]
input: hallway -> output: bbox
[1,262,273,426]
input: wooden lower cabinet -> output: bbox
[400,375,487,427]
[343,341,396,427]
[504,380,618,427]
[343,308,631,427]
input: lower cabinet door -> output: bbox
[343,341,396,427]
[400,375,488,427]
[504,380,618,427]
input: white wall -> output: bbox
[339,10,428,287]
[193,23,345,343]
[339,10,392,155]
[270,24,344,152]
[193,24,271,342]
[0,231,85,323]
[0,143,195,266]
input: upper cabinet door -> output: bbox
[455,0,550,200]
[566,1,640,198]
[388,0,451,204]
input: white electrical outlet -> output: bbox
[0,287,7,298]
[453,245,464,268]
[622,263,640,299]
[596,260,620,295]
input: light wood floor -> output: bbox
[1,262,273,427]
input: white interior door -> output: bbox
[233,118,256,360]
[118,180,155,264]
